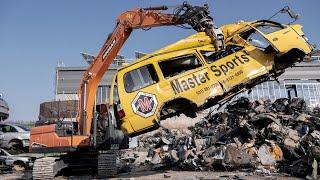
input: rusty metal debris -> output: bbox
[120,97,320,178]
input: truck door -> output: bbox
[249,21,301,53]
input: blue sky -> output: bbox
[0,0,319,121]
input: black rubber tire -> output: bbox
[8,140,24,153]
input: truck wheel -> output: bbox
[13,161,25,171]
[8,140,23,152]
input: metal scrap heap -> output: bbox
[120,97,320,178]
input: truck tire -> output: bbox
[8,140,23,152]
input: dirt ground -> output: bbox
[0,170,304,180]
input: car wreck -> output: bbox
[116,19,313,135]
[0,148,32,171]
[0,123,30,152]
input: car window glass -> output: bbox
[201,45,243,63]
[254,23,283,34]
[1,125,10,133]
[248,32,270,49]
[159,54,202,78]
[240,28,271,50]
[10,126,17,132]
[1,125,17,133]
[124,64,159,93]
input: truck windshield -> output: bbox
[240,28,271,50]
[124,64,159,93]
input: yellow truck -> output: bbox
[115,20,313,136]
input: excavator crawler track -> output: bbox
[98,151,117,178]
[32,157,58,180]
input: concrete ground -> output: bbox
[111,171,302,180]
[0,170,304,180]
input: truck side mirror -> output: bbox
[281,6,299,20]
[287,9,299,20]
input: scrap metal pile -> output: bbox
[120,97,320,177]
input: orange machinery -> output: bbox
[30,2,224,153]
[30,3,224,178]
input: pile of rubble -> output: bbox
[120,97,320,178]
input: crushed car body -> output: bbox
[116,19,313,136]
[0,123,30,151]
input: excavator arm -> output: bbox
[78,2,225,135]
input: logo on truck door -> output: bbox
[132,92,158,118]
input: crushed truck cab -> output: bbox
[114,20,313,136]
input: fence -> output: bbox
[237,80,320,107]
